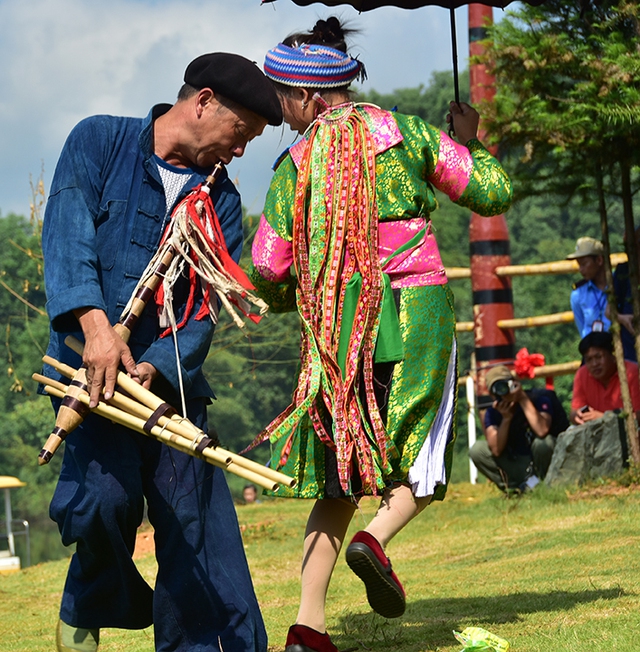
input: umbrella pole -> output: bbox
[450,6,460,105]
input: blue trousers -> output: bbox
[50,398,267,652]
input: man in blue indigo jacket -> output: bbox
[41,53,281,652]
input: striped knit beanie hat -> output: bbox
[264,43,365,88]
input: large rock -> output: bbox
[545,411,628,487]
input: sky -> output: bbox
[0,0,486,218]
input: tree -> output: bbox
[0,213,49,413]
[478,0,640,461]
[359,69,470,130]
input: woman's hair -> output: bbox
[272,17,362,99]
[283,17,354,53]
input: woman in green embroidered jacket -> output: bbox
[249,17,512,652]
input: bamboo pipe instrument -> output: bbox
[63,339,296,487]
[42,352,296,489]
[38,165,225,465]
[34,374,280,492]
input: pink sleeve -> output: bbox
[429,132,474,201]
[251,214,294,282]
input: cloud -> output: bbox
[0,0,469,216]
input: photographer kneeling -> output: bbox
[470,366,569,493]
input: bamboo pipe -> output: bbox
[63,338,296,487]
[34,373,232,470]
[43,352,296,489]
[38,365,90,465]
[114,247,176,341]
[38,165,226,465]
[117,162,224,341]
[36,376,279,492]
[497,311,576,329]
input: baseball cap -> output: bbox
[566,237,604,260]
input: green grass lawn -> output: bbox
[2,481,639,651]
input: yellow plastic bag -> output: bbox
[453,627,510,652]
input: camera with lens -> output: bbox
[490,378,517,398]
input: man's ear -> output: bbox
[195,88,216,117]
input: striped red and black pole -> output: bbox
[468,4,515,406]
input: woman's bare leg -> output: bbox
[365,483,431,548]
[295,498,358,631]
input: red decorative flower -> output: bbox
[514,348,545,379]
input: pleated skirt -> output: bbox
[268,283,458,501]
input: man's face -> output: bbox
[196,97,268,166]
[584,346,616,382]
[577,255,603,281]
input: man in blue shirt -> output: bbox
[42,53,282,652]
[567,237,611,338]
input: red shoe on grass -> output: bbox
[345,531,406,618]
[284,624,338,652]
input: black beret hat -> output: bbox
[579,330,614,356]
[185,52,282,126]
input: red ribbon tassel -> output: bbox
[155,184,262,337]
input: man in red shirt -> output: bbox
[571,331,640,424]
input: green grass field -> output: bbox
[2,481,639,652]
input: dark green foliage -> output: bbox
[478,0,640,202]
[358,69,470,130]
[0,214,49,414]
[204,311,301,467]
[0,399,61,520]
[0,213,54,521]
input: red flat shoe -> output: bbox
[345,531,406,618]
[284,624,338,652]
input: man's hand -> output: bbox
[573,406,603,425]
[511,381,552,438]
[494,397,517,419]
[493,380,524,417]
[131,362,158,390]
[74,308,138,407]
[619,313,635,335]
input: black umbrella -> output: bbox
[262,0,547,103]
